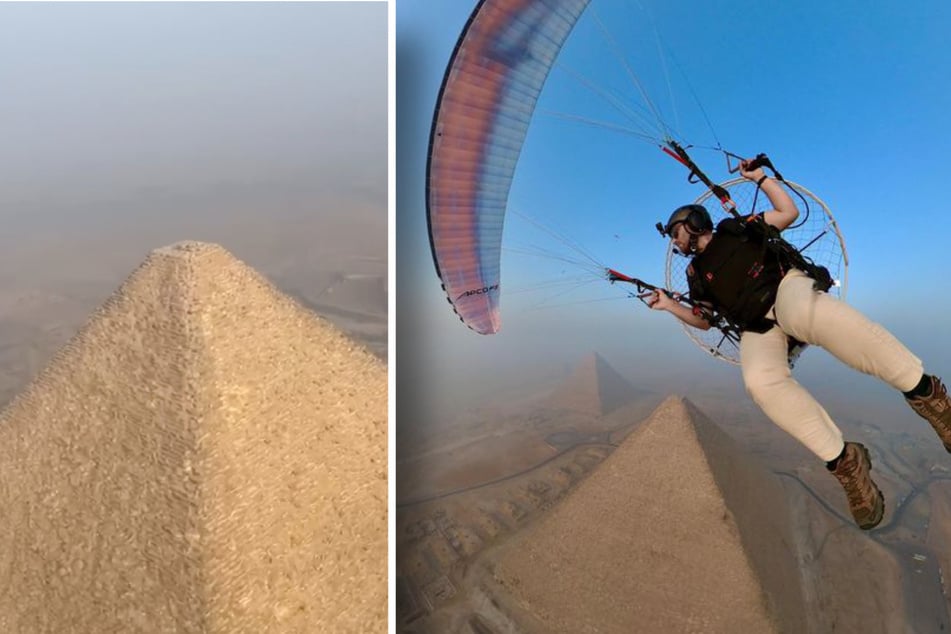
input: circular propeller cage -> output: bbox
[664,177,849,365]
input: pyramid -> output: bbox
[0,241,386,633]
[486,396,809,633]
[543,352,645,416]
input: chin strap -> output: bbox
[687,234,699,254]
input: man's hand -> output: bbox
[638,288,680,312]
[739,158,766,183]
[739,156,799,230]
[638,287,713,331]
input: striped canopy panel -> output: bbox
[426,0,592,334]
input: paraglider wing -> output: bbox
[426,0,592,334]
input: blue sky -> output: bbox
[398,1,951,426]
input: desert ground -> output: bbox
[396,353,951,633]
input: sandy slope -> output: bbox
[485,396,782,633]
[0,241,386,633]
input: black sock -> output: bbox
[903,374,934,399]
[826,444,847,471]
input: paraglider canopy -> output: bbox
[426,0,593,335]
[426,0,849,364]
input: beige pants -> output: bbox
[739,269,923,462]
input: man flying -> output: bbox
[642,159,951,530]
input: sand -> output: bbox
[0,241,387,633]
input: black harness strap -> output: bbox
[691,217,779,334]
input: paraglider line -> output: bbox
[504,242,602,267]
[552,62,667,143]
[538,110,664,144]
[519,277,605,312]
[511,209,605,271]
[588,5,671,142]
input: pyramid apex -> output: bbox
[544,351,643,416]
[487,397,802,632]
[0,239,386,631]
[151,240,226,256]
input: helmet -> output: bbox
[663,204,713,236]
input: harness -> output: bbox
[662,141,834,334]
[607,143,839,364]
[689,217,784,334]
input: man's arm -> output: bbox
[739,160,799,231]
[640,289,714,330]
[667,299,714,330]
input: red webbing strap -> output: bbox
[662,140,741,219]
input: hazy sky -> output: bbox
[1,1,386,234]
[398,1,951,427]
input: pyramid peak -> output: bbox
[0,240,386,631]
[544,351,645,416]
[487,396,805,632]
[575,350,608,367]
[151,240,227,257]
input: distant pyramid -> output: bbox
[486,396,808,633]
[543,352,646,416]
[0,241,386,633]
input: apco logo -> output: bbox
[457,284,499,300]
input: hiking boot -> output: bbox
[830,442,885,530]
[906,375,951,453]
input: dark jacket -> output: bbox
[686,216,785,333]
